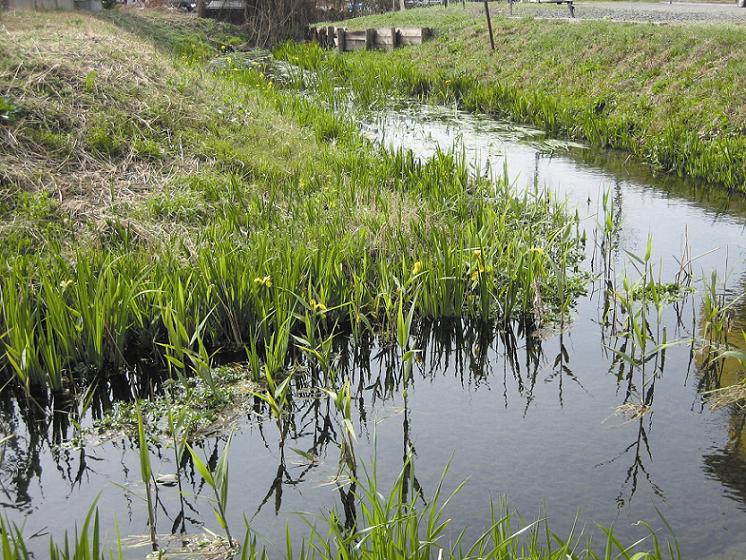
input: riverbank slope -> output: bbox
[301,5,746,192]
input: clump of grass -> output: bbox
[601,238,693,413]
[707,382,746,411]
[186,434,236,549]
[0,13,585,403]
[1,501,106,560]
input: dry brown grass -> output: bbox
[0,12,205,226]
[707,383,746,411]
[613,402,651,422]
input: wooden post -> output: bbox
[365,28,376,50]
[336,27,346,52]
[391,27,399,50]
[327,25,335,49]
[483,0,495,51]
[196,0,206,18]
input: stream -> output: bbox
[3,100,746,559]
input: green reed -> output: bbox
[1,500,110,560]
[187,434,235,547]
[603,237,695,412]
[135,402,158,552]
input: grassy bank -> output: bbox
[0,11,585,391]
[283,5,746,192]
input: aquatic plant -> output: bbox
[0,34,585,394]
[1,501,108,560]
[187,434,236,547]
[135,402,158,552]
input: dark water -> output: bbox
[3,102,746,559]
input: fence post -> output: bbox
[336,27,346,52]
[327,25,335,49]
[390,27,399,51]
[483,0,495,50]
[365,28,376,50]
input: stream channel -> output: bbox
[3,99,746,559]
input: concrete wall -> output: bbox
[6,0,74,9]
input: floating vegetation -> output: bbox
[706,383,746,411]
[63,365,259,449]
[614,402,652,422]
[137,531,237,559]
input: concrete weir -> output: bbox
[309,25,432,52]
[5,0,74,8]
[2,0,106,10]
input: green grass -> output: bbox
[291,5,746,193]
[0,11,585,392]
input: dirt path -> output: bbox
[476,1,746,23]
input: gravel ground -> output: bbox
[475,1,746,23]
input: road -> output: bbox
[474,1,746,23]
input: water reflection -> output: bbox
[703,408,746,513]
